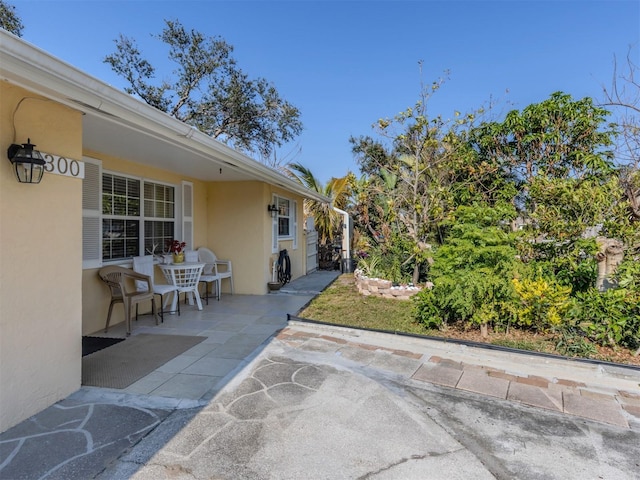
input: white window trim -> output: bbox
[271,193,279,254]
[271,194,297,253]
[276,196,294,240]
[292,199,298,250]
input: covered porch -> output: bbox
[81,270,340,399]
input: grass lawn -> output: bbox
[298,274,423,334]
[298,274,640,367]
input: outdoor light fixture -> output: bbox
[7,138,46,184]
[268,204,279,218]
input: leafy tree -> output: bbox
[469,93,621,282]
[285,162,351,245]
[0,0,23,37]
[104,19,302,160]
[350,72,492,283]
[349,135,395,177]
[471,92,615,210]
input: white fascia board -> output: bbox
[0,31,330,204]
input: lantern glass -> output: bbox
[14,161,45,183]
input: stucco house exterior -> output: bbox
[0,30,329,432]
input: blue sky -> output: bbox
[11,0,640,184]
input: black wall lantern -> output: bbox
[268,203,279,218]
[7,138,46,184]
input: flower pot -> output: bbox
[173,252,185,264]
[267,281,282,292]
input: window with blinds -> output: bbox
[82,158,193,268]
[102,173,141,260]
[144,182,175,256]
[272,195,297,250]
[277,197,291,237]
[100,172,177,261]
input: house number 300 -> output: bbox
[43,153,85,179]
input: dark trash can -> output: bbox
[341,257,354,273]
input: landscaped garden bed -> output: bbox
[299,274,640,367]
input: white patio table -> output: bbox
[157,262,205,313]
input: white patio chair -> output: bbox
[184,250,217,304]
[98,265,159,336]
[133,255,180,318]
[197,247,234,302]
[198,269,221,305]
[184,250,199,262]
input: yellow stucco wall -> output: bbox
[206,181,267,294]
[0,85,83,432]
[207,182,306,294]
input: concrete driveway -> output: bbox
[95,324,639,480]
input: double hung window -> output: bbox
[277,197,291,237]
[143,182,176,258]
[271,194,297,253]
[101,173,175,261]
[83,158,191,268]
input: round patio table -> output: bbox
[157,262,205,312]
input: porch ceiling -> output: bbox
[82,111,255,182]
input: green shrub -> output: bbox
[412,289,442,329]
[357,254,383,278]
[358,232,417,284]
[413,205,520,331]
[520,239,598,294]
[554,328,599,358]
[567,287,640,349]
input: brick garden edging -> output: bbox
[354,269,424,300]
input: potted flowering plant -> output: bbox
[168,240,186,263]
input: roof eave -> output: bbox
[0,31,330,204]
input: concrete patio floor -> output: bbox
[1,269,639,479]
[91,289,330,402]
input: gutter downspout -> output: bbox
[333,207,351,272]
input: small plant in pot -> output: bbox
[169,240,186,263]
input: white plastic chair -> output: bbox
[184,250,199,263]
[197,247,234,302]
[198,270,221,305]
[184,250,218,304]
[133,255,180,318]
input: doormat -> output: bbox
[82,333,206,389]
[82,336,125,357]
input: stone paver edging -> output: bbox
[277,326,640,429]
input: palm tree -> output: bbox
[284,162,351,244]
